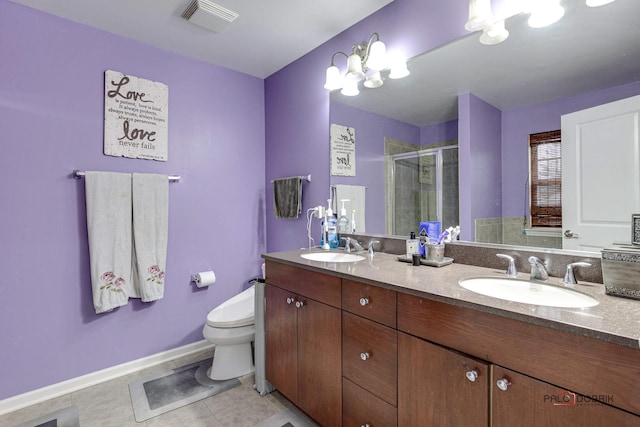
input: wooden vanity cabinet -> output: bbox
[397,292,640,425]
[342,279,398,427]
[264,261,639,426]
[398,332,490,427]
[492,366,640,427]
[264,262,342,427]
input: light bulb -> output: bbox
[341,79,360,96]
[366,40,387,71]
[345,54,364,81]
[324,65,343,90]
[479,20,509,45]
[465,0,492,31]
[528,0,565,28]
[388,52,410,79]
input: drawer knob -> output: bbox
[465,370,478,382]
[361,424,371,427]
[360,352,370,361]
[359,297,369,306]
[295,300,304,308]
[496,378,511,392]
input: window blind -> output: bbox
[530,130,561,227]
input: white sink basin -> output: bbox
[459,277,599,308]
[300,252,365,263]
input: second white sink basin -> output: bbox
[301,252,365,263]
[459,277,599,308]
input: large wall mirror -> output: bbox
[329,0,640,252]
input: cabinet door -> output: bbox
[343,378,397,427]
[297,295,342,427]
[492,366,640,426]
[343,311,397,406]
[265,284,298,402]
[398,333,489,427]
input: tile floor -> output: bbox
[0,349,296,427]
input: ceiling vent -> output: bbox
[181,0,239,33]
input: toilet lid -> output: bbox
[206,287,255,328]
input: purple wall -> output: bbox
[329,101,420,234]
[0,1,265,400]
[264,0,469,252]
[421,119,459,146]
[501,81,640,219]
[458,93,503,241]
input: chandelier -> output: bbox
[324,33,410,96]
[465,0,617,45]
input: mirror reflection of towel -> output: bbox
[273,177,302,219]
[332,184,366,233]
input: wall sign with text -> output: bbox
[104,70,169,161]
[330,124,356,176]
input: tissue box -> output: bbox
[601,245,640,300]
[419,221,441,257]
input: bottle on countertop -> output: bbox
[338,199,350,234]
[320,198,339,249]
[406,231,420,258]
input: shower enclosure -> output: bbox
[388,145,459,237]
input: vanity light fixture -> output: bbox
[324,33,409,96]
[466,0,614,45]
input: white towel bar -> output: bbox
[73,170,180,182]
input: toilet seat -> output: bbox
[206,285,255,328]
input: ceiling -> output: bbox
[8,0,393,78]
[332,0,640,126]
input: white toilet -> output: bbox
[202,285,255,380]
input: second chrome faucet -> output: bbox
[528,256,549,281]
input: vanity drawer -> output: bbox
[343,377,397,427]
[265,261,341,308]
[342,279,396,328]
[343,311,397,406]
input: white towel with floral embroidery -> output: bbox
[85,172,132,314]
[132,173,168,302]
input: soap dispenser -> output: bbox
[321,198,339,249]
[338,199,350,234]
[406,232,419,258]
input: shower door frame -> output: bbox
[389,145,458,236]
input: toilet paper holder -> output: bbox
[191,270,216,287]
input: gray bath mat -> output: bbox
[15,405,79,427]
[128,358,240,422]
[257,406,318,427]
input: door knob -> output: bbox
[496,378,511,391]
[564,229,579,238]
[465,370,478,382]
[360,352,370,361]
[286,297,295,305]
[295,300,304,308]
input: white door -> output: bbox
[561,94,640,251]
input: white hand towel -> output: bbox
[85,172,132,314]
[132,173,169,302]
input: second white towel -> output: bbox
[132,173,169,302]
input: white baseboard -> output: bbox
[0,340,214,416]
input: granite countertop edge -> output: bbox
[262,249,640,351]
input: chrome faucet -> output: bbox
[563,262,592,285]
[496,254,517,277]
[341,237,363,253]
[528,256,549,281]
[368,240,380,257]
